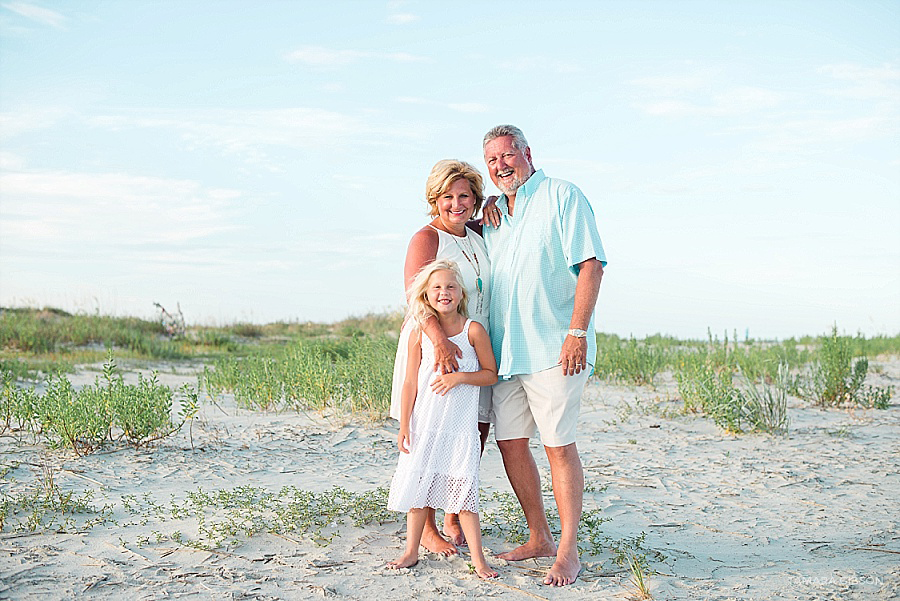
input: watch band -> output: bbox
[568,328,587,338]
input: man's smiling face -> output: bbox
[483,135,534,197]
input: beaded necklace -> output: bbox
[451,233,483,315]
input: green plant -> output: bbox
[788,326,893,408]
[857,385,893,409]
[3,354,197,455]
[0,462,112,533]
[626,552,652,599]
[201,336,395,415]
[740,364,790,434]
[676,360,747,432]
[594,336,667,386]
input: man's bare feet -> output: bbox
[442,513,466,546]
[421,528,458,556]
[496,539,556,561]
[543,554,581,587]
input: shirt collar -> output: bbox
[499,169,545,214]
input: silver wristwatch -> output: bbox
[567,328,587,338]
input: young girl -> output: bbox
[386,259,499,580]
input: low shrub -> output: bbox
[1,354,198,455]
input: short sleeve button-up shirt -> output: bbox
[483,169,607,378]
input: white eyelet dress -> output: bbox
[387,320,481,514]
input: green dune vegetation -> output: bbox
[2,307,897,453]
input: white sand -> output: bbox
[1,359,897,600]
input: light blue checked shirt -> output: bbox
[483,169,607,378]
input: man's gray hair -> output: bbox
[483,124,529,151]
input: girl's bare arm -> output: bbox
[398,331,421,453]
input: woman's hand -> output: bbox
[431,372,462,396]
[432,337,462,374]
[398,426,412,453]
[479,195,502,228]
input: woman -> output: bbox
[389,159,492,556]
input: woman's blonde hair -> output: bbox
[424,159,485,218]
[407,259,469,326]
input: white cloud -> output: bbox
[634,84,782,117]
[0,107,71,139]
[495,57,581,74]
[628,74,711,95]
[81,107,388,172]
[0,170,243,247]
[446,102,489,113]
[818,62,900,101]
[2,1,65,28]
[387,13,418,25]
[0,152,25,170]
[396,97,489,113]
[284,45,426,67]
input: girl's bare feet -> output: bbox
[473,563,498,579]
[422,528,458,556]
[386,553,419,570]
[442,513,466,546]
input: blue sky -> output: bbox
[1,0,898,339]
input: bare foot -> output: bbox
[496,540,557,561]
[442,514,466,546]
[543,554,581,587]
[473,564,498,579]
[386,554,419,570]
[421,528,458,557]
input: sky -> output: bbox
[1,0,898,340]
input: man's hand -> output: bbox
[479,195,502,228]
[559,335,588,376]
[433,337,462,374]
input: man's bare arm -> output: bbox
[559,258,604,376]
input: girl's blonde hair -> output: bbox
[407,259,469,326]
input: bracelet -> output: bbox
[568,328,587,338]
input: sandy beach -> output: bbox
[1,359,898,600]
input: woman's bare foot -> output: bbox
[386,553,419,570]
[421,528,458,556]
[543,554,581,586]
[442,513,466,546]
[496,539,556,561]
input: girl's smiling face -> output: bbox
[425,269,462,315]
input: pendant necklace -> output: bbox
[452,233,483,314]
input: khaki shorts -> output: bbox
[492,365,590,447]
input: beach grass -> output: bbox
[1,354,199,455]
[3,308,897,434]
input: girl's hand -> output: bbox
[397,427,412,453]
[431,372,461,396]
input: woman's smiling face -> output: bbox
[435,178,476,231]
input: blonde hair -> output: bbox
[407,259,469,326]
[424,159,485,218]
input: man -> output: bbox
[480,125,606,587]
